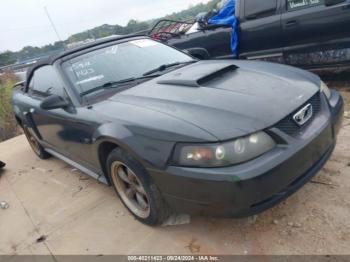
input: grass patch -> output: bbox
[0,72,19,141]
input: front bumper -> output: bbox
[149,91,344,217]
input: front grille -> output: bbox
[275,93,322,136]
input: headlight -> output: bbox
[172,132,276,167]
[320,81,331,100]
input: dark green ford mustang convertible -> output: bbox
[12,36,343,225]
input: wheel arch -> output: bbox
[14,114,23,127]
[97,139,119,185]
[95,136,149,186]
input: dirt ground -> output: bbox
[0,78,349,256]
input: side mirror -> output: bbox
[325,0,345,6]
[184,48,211,60]
[40,95,70,110]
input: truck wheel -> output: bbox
[22,126,51,159]
[107,148,170,226]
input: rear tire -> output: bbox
[107,148,170,226]
[22,126,51,159]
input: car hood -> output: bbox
[107,60,320,141]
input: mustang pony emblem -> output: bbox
[293,104,313,126]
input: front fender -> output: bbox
[92,122,176,171]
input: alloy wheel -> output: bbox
[111,161,151,218]
[23,128,41,156]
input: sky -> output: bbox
[0,0,209,52]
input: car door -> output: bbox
[282,0,350,67]
[237,0,284,60]
[25,65,98,170]
[168,27,233,58]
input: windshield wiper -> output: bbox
[143,61,196,77]
[80,75,160,97]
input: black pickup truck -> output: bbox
[150,0,350,69]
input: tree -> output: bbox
[0,51,16,67]
[124,20,149,34]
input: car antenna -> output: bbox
[44,6,67,51]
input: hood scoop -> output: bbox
[157,61,238,87]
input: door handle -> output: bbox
[285,20,297,28]
[82,138,92,144]
[24,108,35,115]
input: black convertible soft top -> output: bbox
[25,34,144,86]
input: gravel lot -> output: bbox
[0,73,349,256]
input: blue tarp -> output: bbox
[208,0,238,56]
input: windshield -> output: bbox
[62,39,193,96]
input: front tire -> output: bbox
[22,126,51,159]
[107,148,169,226]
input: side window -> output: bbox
[29,66,66,98]
[287,0,324,11]
[28,78,34,91]
[245,0,278,19]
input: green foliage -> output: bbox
[67,24,117,43]
[123,20,150,34]
[0,0,221,66]
[0,73,18,141]
[162,0,221,21]
[15,41,65,62]
[0,51,16,67]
